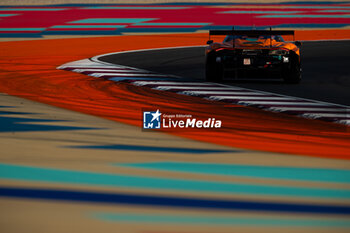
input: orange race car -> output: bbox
[205,29,302,83]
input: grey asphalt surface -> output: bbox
[99,41,350,106]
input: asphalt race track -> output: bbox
[100,41,350,106]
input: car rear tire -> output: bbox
[283,54,301,84]
[205,53,222,82]
[284,65,301,84]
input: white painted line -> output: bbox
[216,83,349,109]
[74,69,147,73]
[89,73,169,77]
[108,77,163,81]
[60,65,123,69]
[302,113,350,118]
[181,91,266,95]
[132,81,214,86]
[59,59,93,65]
[155,86,244,91]
[72,69,138,72]
[268,107,350,112]
[337,119,350,125]
[209,96,292,101]
[58,59,132,70]
[237,101,326,106]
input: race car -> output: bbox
[205,29,302,83]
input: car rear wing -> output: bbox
[207,28,296,47]
[209,30,294,36]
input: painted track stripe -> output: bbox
[1,186,350,215]
[209,96,294,101]
[58,59,179,81]
[133,81,214,86]
[61,65,126,69]
[339,120,350,125]
[94,212,350,226]
[302,113,350,118]
[81,71,154,75]
[73,69,136,72]
[109,77,176,81]
[235,101,328,106]
[156,86,244,90]
[118,162,350,184]
[63,66,123,69]
[1,163,350,200]
[89,73,169,77]
[181,91,267,96]
[268,107,349,112]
